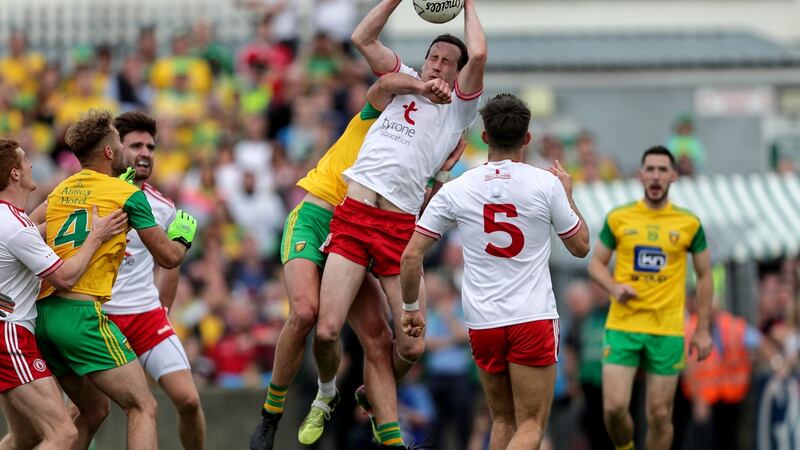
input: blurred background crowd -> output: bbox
[3,0,800,449]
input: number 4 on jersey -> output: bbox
[483,204,525,258]
[54,209,90,247]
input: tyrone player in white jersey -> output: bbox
[0,139,127,449]
[101,112,206,449]
[300,0,487,447]
[400,94,591,450]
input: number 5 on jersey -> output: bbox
[54,209,90,248]
[483,204,524,258]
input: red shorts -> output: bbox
[323,197,416,277]
[0,322,52,392]
[468,319,560,373]
[106,307,175,356]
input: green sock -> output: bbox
[377,422,404,447]
[263,383,288,414]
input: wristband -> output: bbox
[172,236,192,250]
[435,170,451,183]
[402,300,420,311]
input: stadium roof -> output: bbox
[549,173,800,266]
[390,31,800,71]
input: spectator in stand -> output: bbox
[109,55,154,112]
[569,130,620,183]
[667,114,705,176]
[54,66,118,130]
[0,31,45,104]
[191,20,235,78]
[237,15,293,84]
[313,0,358,53]
[226,171,285,258]
[151,32,213,94]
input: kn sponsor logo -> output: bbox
[633,245,666,273]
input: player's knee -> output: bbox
[126,393,158,420]
[288,297,319,333]
[646,404,672,428]
[315,323,340,346]
[175,390,202,416]
[398,338,425,363]
[361,326,393,359]
[603,400,628,421]
[83,401,110,432]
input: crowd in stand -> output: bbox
[2,3,799,448]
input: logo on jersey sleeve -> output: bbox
[633,245,666,272]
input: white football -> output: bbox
[412,0,463,24]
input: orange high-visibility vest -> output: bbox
[681,312,752,404]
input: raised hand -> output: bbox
[548,159,573,197]
[168,210,198,250]
[422,79,452,104]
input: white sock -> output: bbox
[317,377,337,398]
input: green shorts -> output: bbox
[602,329,685,376]
[35,296,136,377]
[280,201,333,268]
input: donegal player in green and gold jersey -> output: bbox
[36,110,197,450]
[588,146,713,450]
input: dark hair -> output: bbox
[479,94,531,152]
[0,139,21,191]
[641,146,676,168]
[114,111,157,142]
[65,109,116,163]
[425,34,468,70]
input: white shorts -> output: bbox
[138,335,191,381]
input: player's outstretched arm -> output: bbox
[455,0,487,97]
[351,0,403,74]
[138,210,197,269]
[44,207,128,291]
[690,249,714,361]
[399,232,437,338]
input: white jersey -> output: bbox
[104,183,176,315]
[416,161,582,329]
[0,201,62,331]
[343,62,482,215]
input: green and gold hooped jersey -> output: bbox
[39,169,157,302]
[599,200,707,336]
